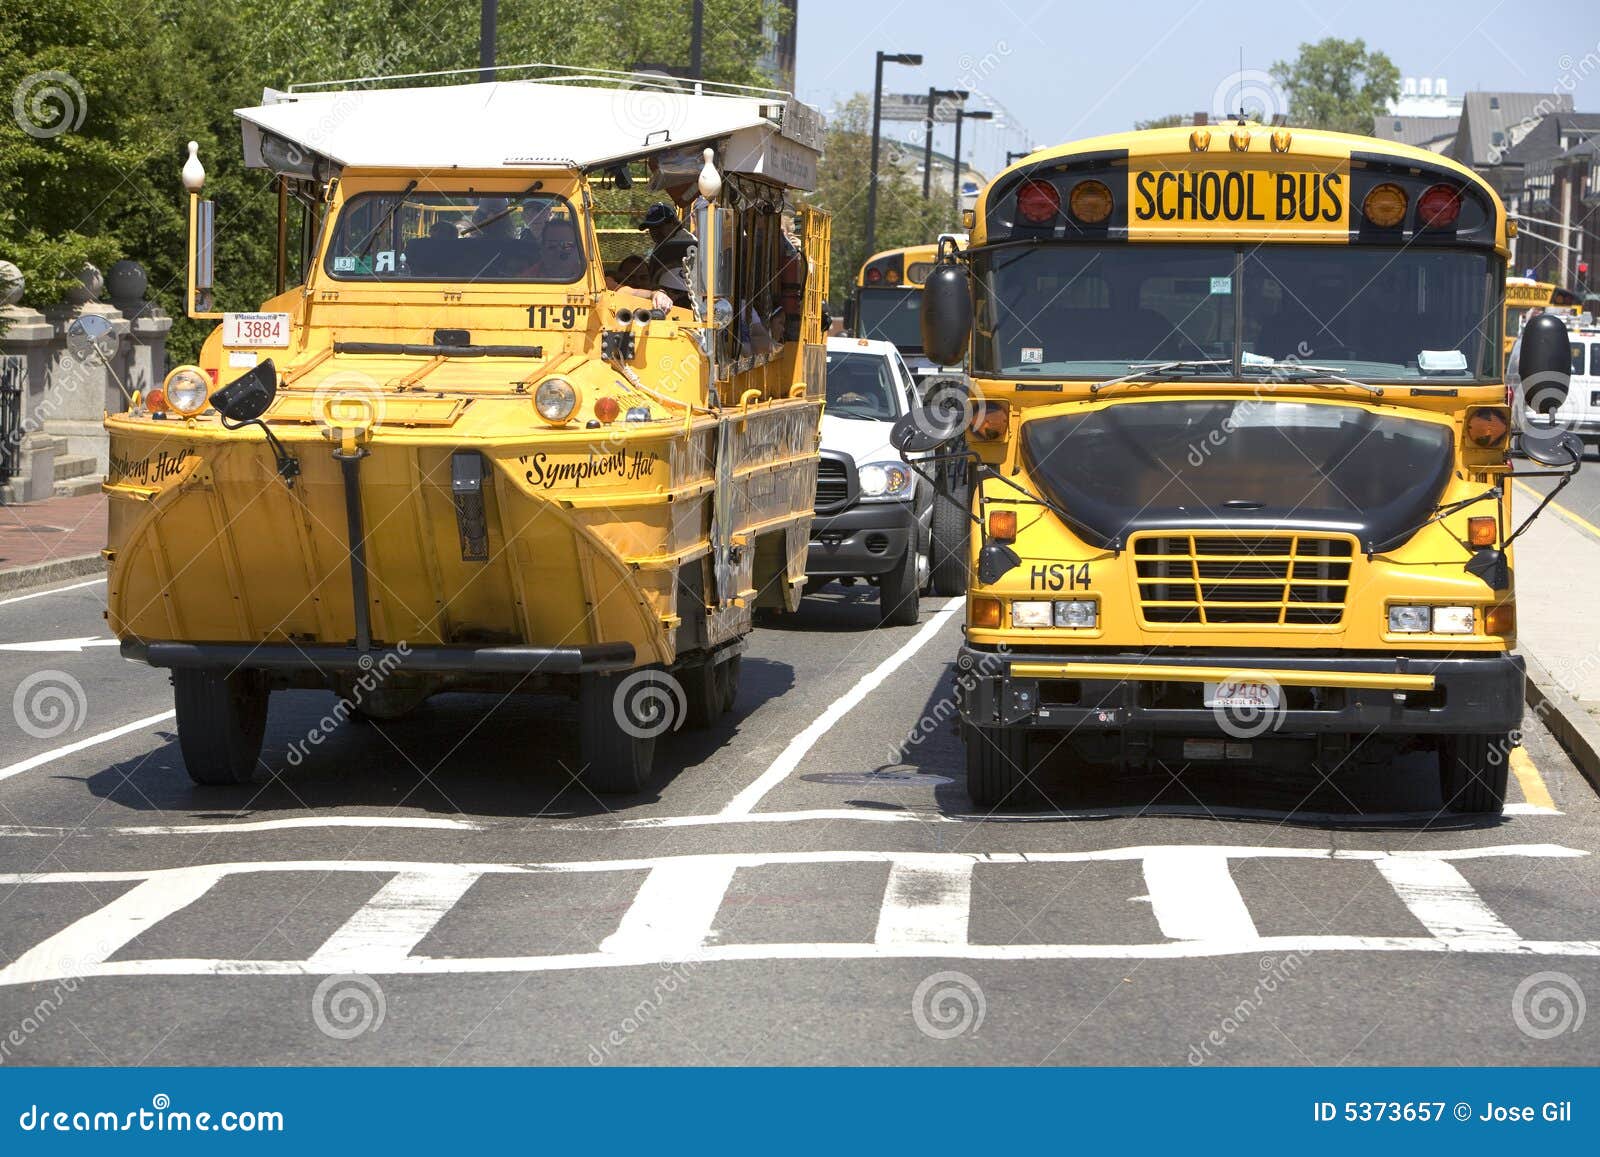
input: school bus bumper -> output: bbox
[955,645,1526,735]
[122,639,636,676]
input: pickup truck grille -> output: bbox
[1133,533,1354,626]
[815,456,851,514]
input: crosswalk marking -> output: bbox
[309,869,483,968]
[875,860,974,946]
[1373,855,1520,943]
[0,844,1593,986]
[1141,847,1258,942]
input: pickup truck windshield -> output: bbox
[972,244,1499,381]
[1019,400,1455,550]
[325,191,587,284]
[825,350,902,420]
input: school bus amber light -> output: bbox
[970,597,1002,629]
[1362,184,1408,228]
[1466,407,1509,448]
[988,510,1017,542]
[1468,516,1498,547]
[1069,180,1113,224]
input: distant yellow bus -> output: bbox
[854,239,966,380]
[1505,277,1582,358]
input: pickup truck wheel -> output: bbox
[965,723,1040,809]
[879,544,922,627]
[577,672,657,794]
[1438,733,1510,815]
[174,669,269,785]
[928,485,970,597]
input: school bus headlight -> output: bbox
[1431,606,1475,634]
[1388,604,1431,633]
[970,597,1002,629]
[1485,604,1515,635]
[1362,183,1408,228]
[534,377,580,424]
[1467,516,1498,547]
[162,365,211,416]
[1069,180,1113,224]
[1053,600,1098,628]
[1011,600,1053,627]
[1466,406,1510,448]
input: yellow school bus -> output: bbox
[907,120,1581,816]
[1504,276,1583,359]
[854,239,968,378]
[103,68,830,794]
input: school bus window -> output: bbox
[857,286,923,349]
[324,191,587,283]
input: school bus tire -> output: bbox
[965,722,1041,809]
[577,672,656,794]
[1438,732,1510,815]
[879,544,922,627]
[173,668,269,786]
[719,654,742,715]
[928,484,970,597]
[683,653,725,730]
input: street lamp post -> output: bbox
[865,50,922,261]
[952,108,993,216]
[924,88,966,199]
[1006,149,1033,166]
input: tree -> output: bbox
[807,95,958,308]
[1270,38,1400,135]
[1134,113,1188,131]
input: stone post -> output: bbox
[0,302,60,503]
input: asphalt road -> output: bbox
[1,575,1597,1066]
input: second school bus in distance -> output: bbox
[854,240,966,390]
[900,119,1582,815]
[1504,276,1583,360]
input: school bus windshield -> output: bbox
[324,190,587,283]
[972,243,1498,380]
[856,287,924,350]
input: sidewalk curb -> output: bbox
[0,554,105,596]
[1522,648,1600,797]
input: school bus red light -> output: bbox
[1417,183,1462,228]
[1467,516,1497,547]
[1069,180,1113,224]
[1017,179,1061,223]
[1465,407,1509,448]
[988,510,1017,542]
[970,597,1002,629]
[865,267,882,283]
[1362,183,1407,228]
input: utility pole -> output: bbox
[923,88,966,199]
[478,0,497,84]
[865,51,922,260]
[952,108,992,216]
[689,0,704,79]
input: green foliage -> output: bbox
[0,0,785,359]
[1134,113,1188,131]
[1270,37,1400,136]
[807,95,959,308]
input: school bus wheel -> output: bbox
[172,668,270,785]
[964,722,1041,810]
[1437,732,1510,816]
[577,671,657,794]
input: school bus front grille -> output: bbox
[1133,533,1354,626]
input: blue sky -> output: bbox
[794,0,1600,177]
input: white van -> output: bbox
[1520,322,1600,449]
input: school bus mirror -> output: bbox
[1517,313,1572,411]
[890,406,965,455]
[920,262,972,367]
[977,540,1022,585]
[1519,429,1584,471]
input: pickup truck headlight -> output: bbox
[858,461,911,498]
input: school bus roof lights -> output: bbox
[1189,128,1211,152]
[1361,183,1408,228]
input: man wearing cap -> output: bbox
[638,202,697,309]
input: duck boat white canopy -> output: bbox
[235,64,824,187]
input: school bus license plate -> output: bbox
[222,312,291,348]
[1203,680,1281,711]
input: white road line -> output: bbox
[875,860,974,946]
[309,869,484,968]
[0,816,487,838]
[0,710,174,784]
[0,577,105,609]
[1141,847,1258,942]
[720,596,964,816]
[600,858,740,956]
[1373,855,1520,942]
[0,866,224,987]
[0,636,120,653]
